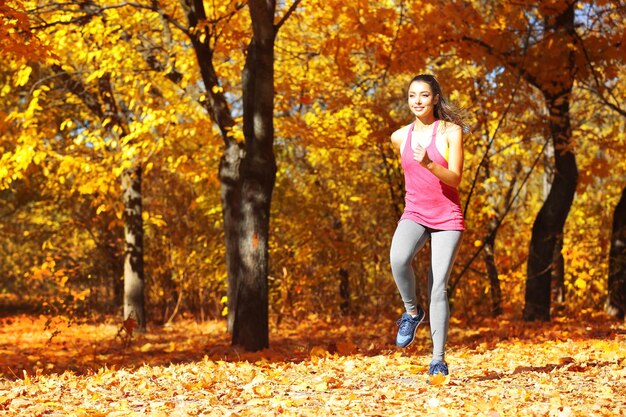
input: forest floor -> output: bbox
[0,311,624,416]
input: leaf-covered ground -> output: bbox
[1,312,624,416]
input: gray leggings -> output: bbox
[390,219,462,361]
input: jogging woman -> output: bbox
[389,74,466,377]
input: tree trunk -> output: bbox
[607,186,626,319]
[122,165,146,330]
[97,73,147,329]
[481,150,502,317]
[180,0,282,350]
[53,66,146,328]
[542,144,565,305]
[523,91,578,321]
[220,142,244,333]
[483,224,502,317]
[228,0,276,351]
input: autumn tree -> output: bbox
[5,0,305,345]
[2,0,222,328]
[52,66,147,329]
[519,3,578,321]
[159,0,300,350]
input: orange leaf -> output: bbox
[428,373,447,386]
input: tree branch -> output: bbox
[50,64,104,118]
[30,1,189,35]
[572,29,626,118]
[274,0,302,32]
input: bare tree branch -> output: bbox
[572,30,626,118]
[274,0,303,32]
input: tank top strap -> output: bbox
[430,120,440,144]
[404,122,415,153]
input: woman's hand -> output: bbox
[413,144,433,167]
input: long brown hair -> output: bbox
[408,74,468,133]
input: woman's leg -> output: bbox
[390,220,430,314]
[428,230,463,362]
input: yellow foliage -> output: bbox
[0,0,624,321]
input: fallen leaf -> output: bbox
[428,373,447,386]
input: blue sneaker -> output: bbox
[428,360,449,376]
[395,308,425,347]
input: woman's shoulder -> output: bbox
[391,123,412,140]
[390,123,412,150]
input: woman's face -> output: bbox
[407,81,438,119]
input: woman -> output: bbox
[389,74,466,377]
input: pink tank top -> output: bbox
[400,120,465,231]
